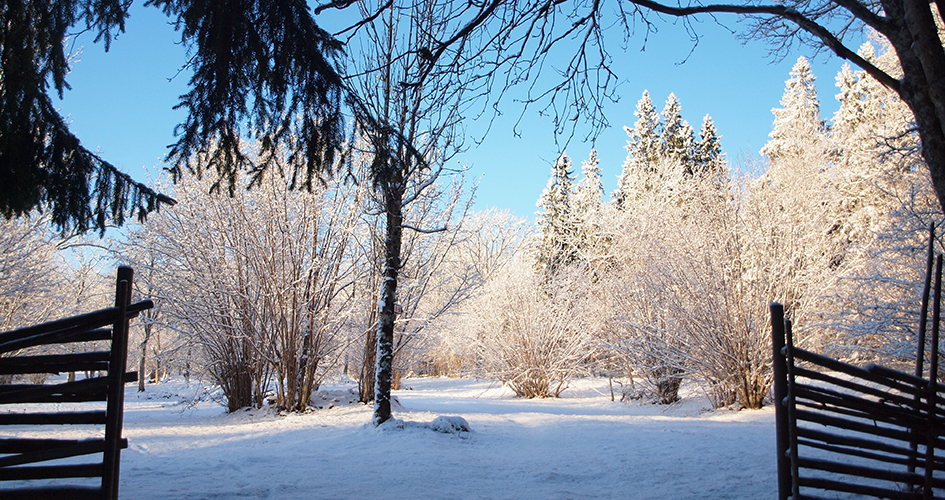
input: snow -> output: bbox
[9,377,778,499]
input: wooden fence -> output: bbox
[773,223,945,499]
[0,266,152,500]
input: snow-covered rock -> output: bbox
[429,415,470,434]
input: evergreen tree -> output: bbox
[0,1,175,233]
[0,0,371,234]
[615,91,661,209]
[573,148,607,263]
[536,151,578,275]
[573,148,604,216]
[760,56,825,165]
[661,93,695,169]
[828,39,922,262]
[694,114,725,177]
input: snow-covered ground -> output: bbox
[108,377,776,499]
[5,377,779,499]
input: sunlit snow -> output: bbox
[11,377,777,499]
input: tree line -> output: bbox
[1,2,943,419]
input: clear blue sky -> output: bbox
[57,2,855,220]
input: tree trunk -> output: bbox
[137,322,153,392]
[373,182,404,426]
[882,0,945,211]
[359,302,377,403]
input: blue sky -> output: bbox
[57,2,855,220]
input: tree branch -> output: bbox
[624,0,901,92]
[400,224,448,233]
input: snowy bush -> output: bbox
[469,263,595,398]
[604,152,837,409]
[129,168,365,412]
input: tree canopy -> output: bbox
[1,0,390,234]
[341,0,945,210]
[0,0,174,234]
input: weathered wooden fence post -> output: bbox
[771,302,791,500]
[103,265,133,499]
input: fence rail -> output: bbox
[0,266,151,500]
[773,223,945,500]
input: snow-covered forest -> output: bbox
[4,33,939,419]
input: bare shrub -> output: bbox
[470,263,595,398]
[607,158,834,409]
[131,166,364,412]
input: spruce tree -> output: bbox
[661,93,695,170]
[760,56,824,165]
[573,148,604,216]
[573,148,606,261]
[615,90,661,209]
[1,0,356,234]
[695,114,725,177]
[0,1,174,234]
[536,151,578,276]
[830,40,920,250]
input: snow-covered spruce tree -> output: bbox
[573,148,604,217]
[614,91,662,210]
[820,36,943,362]
[760,56,826,164]
[694,115,725,180]
[750,58,842,354]
[572,148,611,270]
[661,93,695,172]
[535,151,579,277]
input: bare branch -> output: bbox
[623,0,900,92]
[401,224,448,233]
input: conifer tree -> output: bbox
[828,39,922,262]
[573,148,606,262]
[536,151,578,276]
[661,93,695,169]
[573,148,604,216]
[615,91,661,209]
[760,56,825,165]
[2,1,371,234]
[695,115,725,177]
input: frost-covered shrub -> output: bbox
[606,157,826,410]
[131,169,362,412]
[470,264,595,398]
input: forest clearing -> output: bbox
[108,377,773,499]
[5,0,945,498]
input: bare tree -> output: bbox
[344,0,474,426]
[420,209,528,377]
[322,0,945,213]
